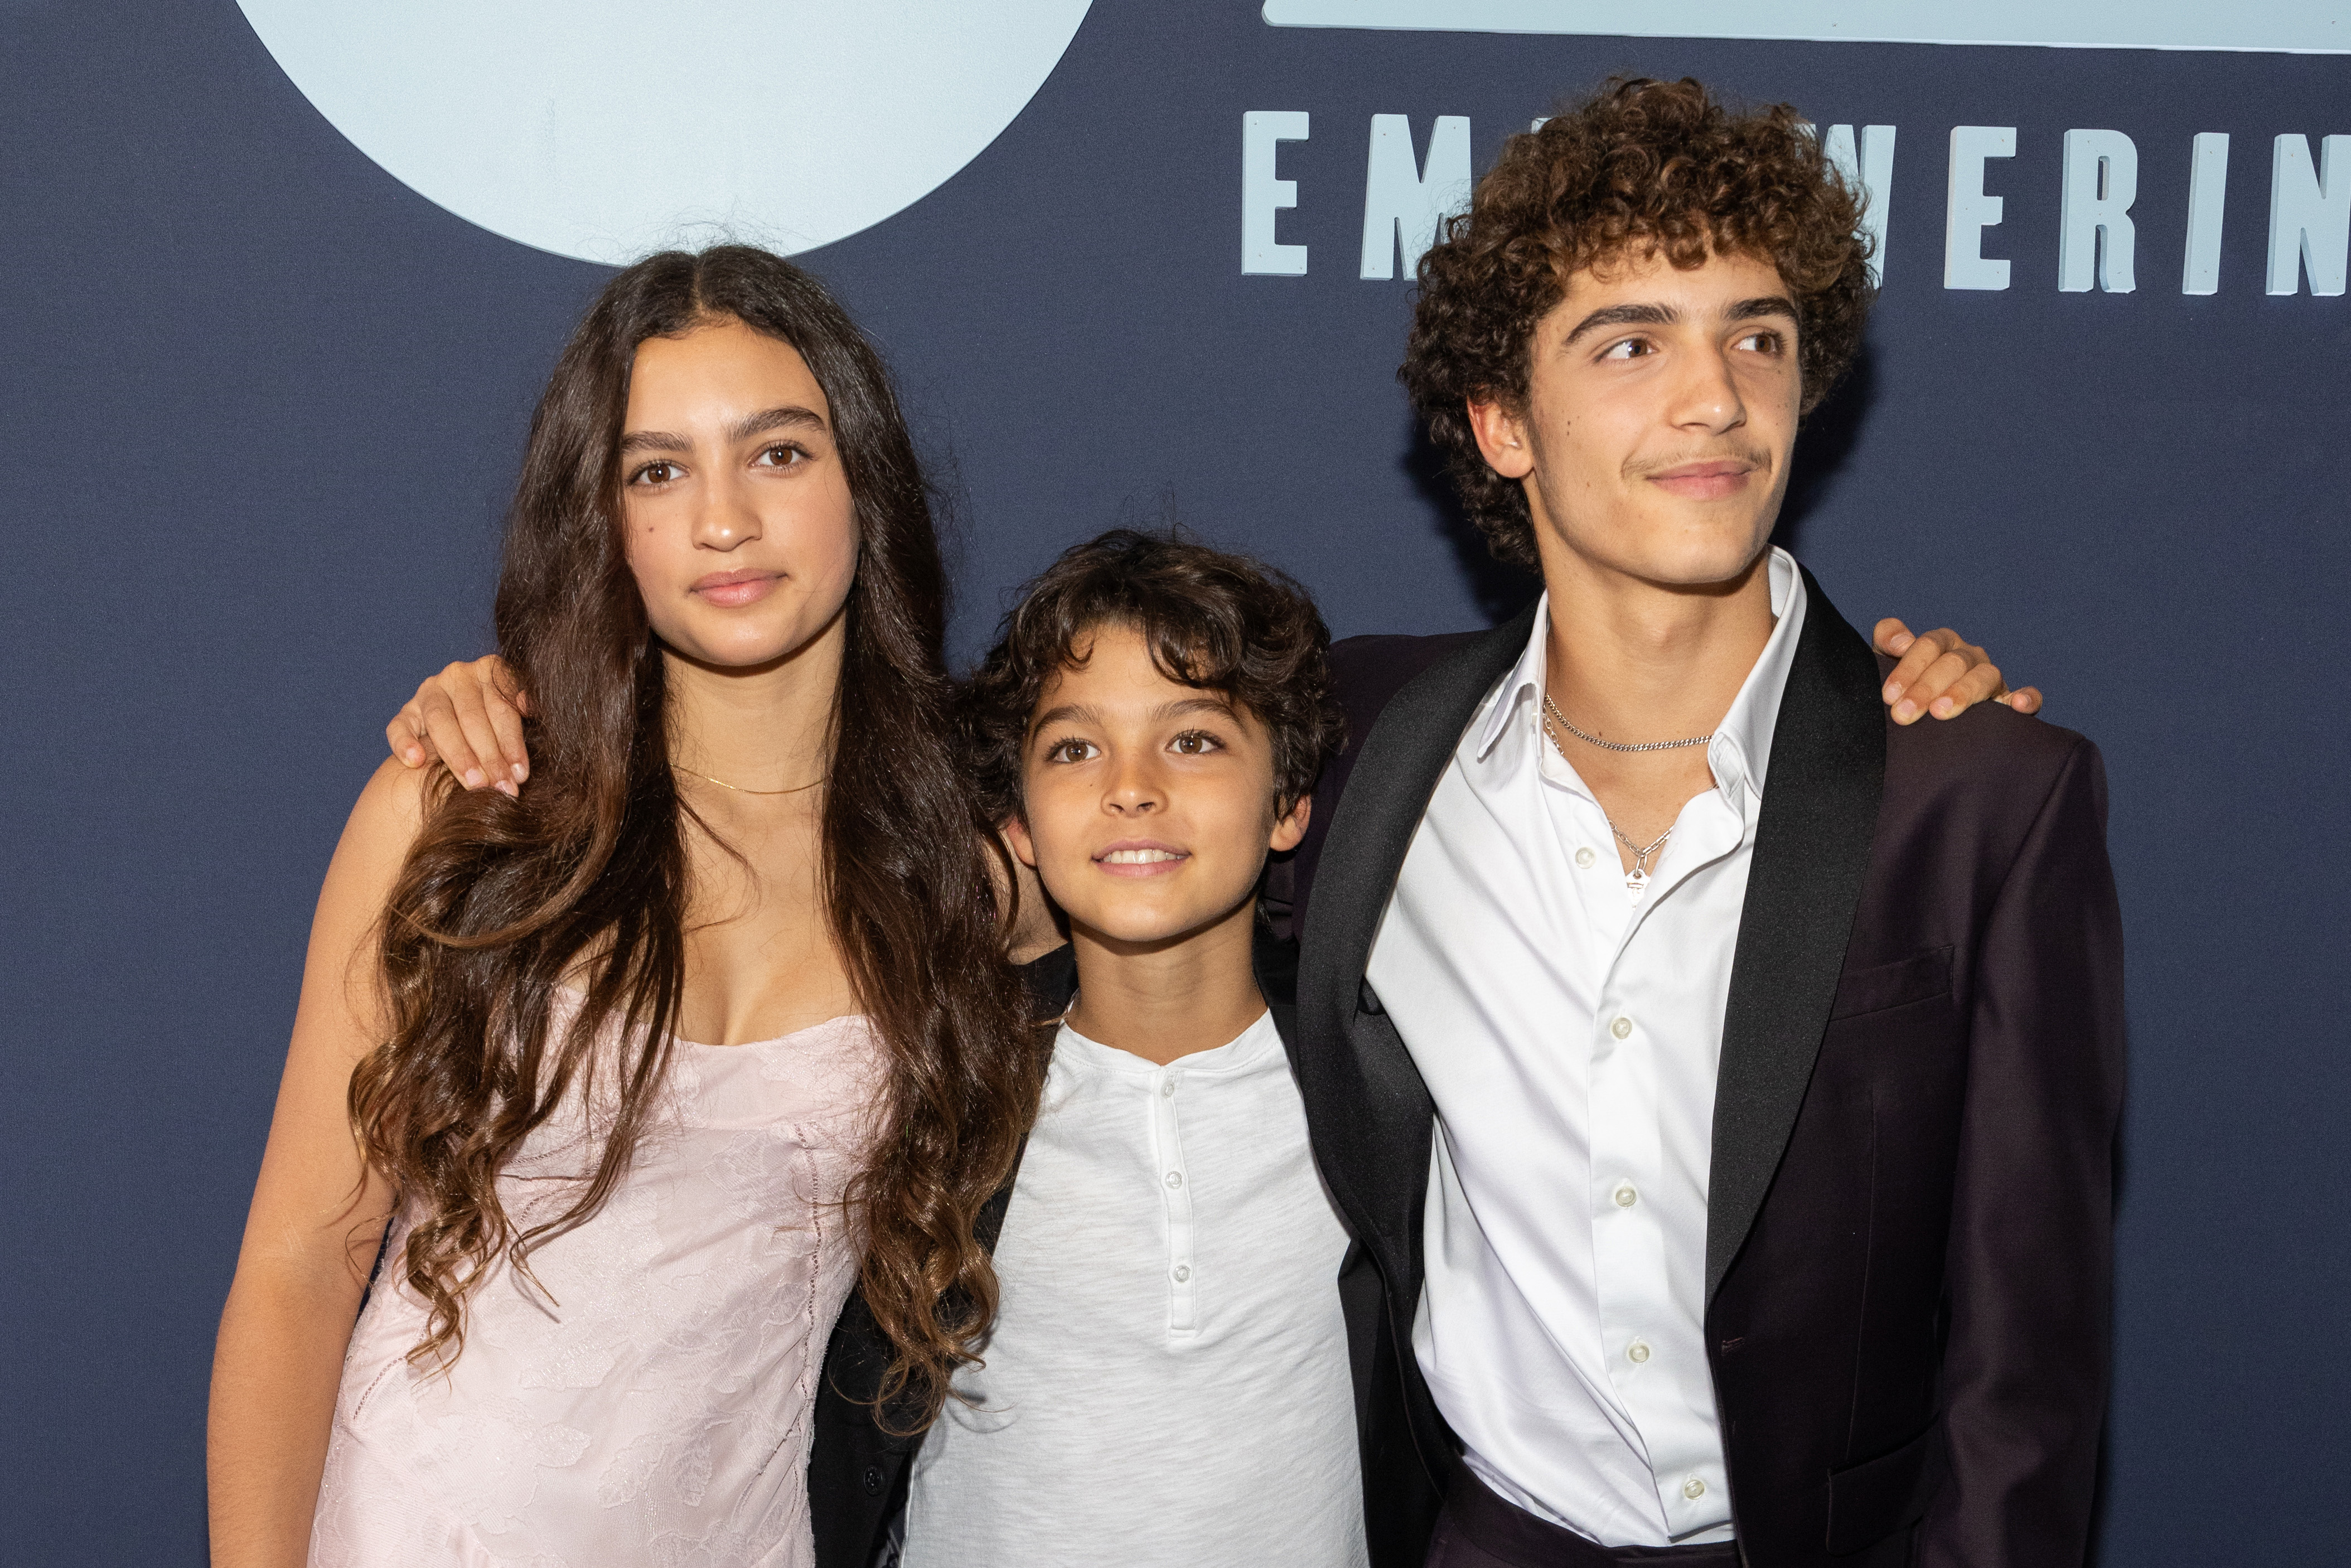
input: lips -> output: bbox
[1646,458,1755,501]
[691,569,782,608]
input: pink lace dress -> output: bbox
[310,1001,882,1568]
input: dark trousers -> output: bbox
[1425,1465,1742,1568]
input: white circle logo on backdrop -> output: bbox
[236,2,1095,263]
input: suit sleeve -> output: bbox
[1922,736,2126,1567]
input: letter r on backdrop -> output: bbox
[2059,129,2139,292]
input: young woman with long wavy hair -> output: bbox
[206,247,1039,1567]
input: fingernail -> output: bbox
[1893,700,1918,724]
[495,779,517,798]
[1932,698,1955,718]
[511,763,528,783]
[404,747,423,765]
[1883,681,1904,702]
[463,767,486,789]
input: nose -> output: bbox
[1670,343,1748,436]
[1102,751,1164,817]
[691,470,763,551]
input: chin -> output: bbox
[1070,899,1215,949]
[657,621,809,669]
[1632,523,1775,589]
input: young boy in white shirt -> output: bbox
[859,527,1374,1568]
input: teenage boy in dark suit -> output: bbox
[1286,79,2124,1567]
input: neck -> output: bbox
[1063,898,1266,1067]
[1536,543,1778,743]
[663,608,847,796]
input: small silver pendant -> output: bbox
[1626,867,1651,897]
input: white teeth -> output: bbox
[1101,849,1183,864]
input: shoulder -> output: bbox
[1881,699,2106,843]
[1886,693,2094,775]
[321,759,438,908]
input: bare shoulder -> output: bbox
[322,758,440,908]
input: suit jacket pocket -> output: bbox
[1829,946,1953,1022]
[1825,1419,1946,1555]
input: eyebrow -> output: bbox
[1560,294,1801,348]
[1027,694,1237,737]
[617,404,827,457]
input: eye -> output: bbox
[1599,336,1655,361]
[627,459,684,487]
[1042,737,1099,765]
[1734,328,1787,355]
[1169,729,1225,756]
[752,442,808,470]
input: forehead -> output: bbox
[625,317,827,425]
[1031,622,1256,725]
[1545,246,1788,327]
[1037,622,1193,706]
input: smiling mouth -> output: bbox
[1099,848,1186,865]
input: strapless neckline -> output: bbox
[549,982,867,1053]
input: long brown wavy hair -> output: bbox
[347,246,1039,1426]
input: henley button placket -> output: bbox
[1152,1066,1199,1334]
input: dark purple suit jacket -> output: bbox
[1284,571,2125,1567]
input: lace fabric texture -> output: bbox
[311,1003,882,1568]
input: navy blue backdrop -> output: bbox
[2,3,2344,1562]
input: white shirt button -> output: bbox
[1172,1264,1192,1283]
[1159,1078,1176,1098]
[1163,1170,1183,1189]
[1682,1477,1706,1500]
[1626,1339,1651,1364]
[1613,1183,1638,1208]
[1610,1015,1633,1039]
[1574,846,1597,869]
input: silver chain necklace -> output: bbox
[1540,696,1701,897]
[1541,693,1714,754]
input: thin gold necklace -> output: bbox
[671,763,824,797]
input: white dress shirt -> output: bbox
[1365,549,1806,1546]
[903,1010,1366,1568]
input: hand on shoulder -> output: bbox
[385,655,531,793]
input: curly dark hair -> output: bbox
[960,529,1348,831]
[1401,76,1875,567]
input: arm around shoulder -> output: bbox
[207,759,433,1568]
[1925,737,2126,1567]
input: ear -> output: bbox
[1467,395,1535,481]
[1000,815,1041,870]
[1268,792,1312,855]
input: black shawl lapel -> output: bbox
[1705,570,1888,1302]
[1298,602,1537,1230]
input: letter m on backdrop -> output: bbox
[1361,115,1472,279]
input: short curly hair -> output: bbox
[960,529,1347,829]
[1401,76,1875,568]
